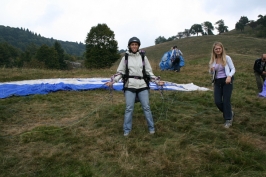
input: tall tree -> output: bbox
[183,29,190,37]
[189,24,203,36]
[215,19,228,34]
[155,36,167,44]
[85,23,120,69]
[235,22,245,32]
[202,21,214,35]
[248,20,258,30]
[177,32,184,39]
[167,36,176,41]
[0,43,12,67]
[0,42,20,67]
[36,44,59,69]
[257,14,266,27]
[235,16,249,32]
[256,14,266,38]
[20,43,38,67]
[54,41,67,70]
[239,16,249,26]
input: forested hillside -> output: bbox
[0,25,85,56]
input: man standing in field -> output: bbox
[253,54,266,93]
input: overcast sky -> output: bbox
[1,0,266,50]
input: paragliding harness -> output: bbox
[122,51,151,102]
[172,50,180,65]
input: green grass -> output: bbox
[1,33,266,177]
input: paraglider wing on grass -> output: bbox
[159,50,185,71]
[0,78,209,99]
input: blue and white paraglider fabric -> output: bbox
[159,50,185,71]
[0,78,210,99]
[258,80,266,97]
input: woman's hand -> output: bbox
[225,76,231,84]
[157,81,165,86]
[105,81,114,87]
[210,67,215,73]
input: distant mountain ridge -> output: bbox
[0,25,85,56]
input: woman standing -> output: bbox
[106,37,164,136]
[209,42,236,128]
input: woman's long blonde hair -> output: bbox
[209,42,227,66]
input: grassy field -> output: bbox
[1,34,266,177]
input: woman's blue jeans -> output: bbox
[124,90,155,134]
[214,77,233,120]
